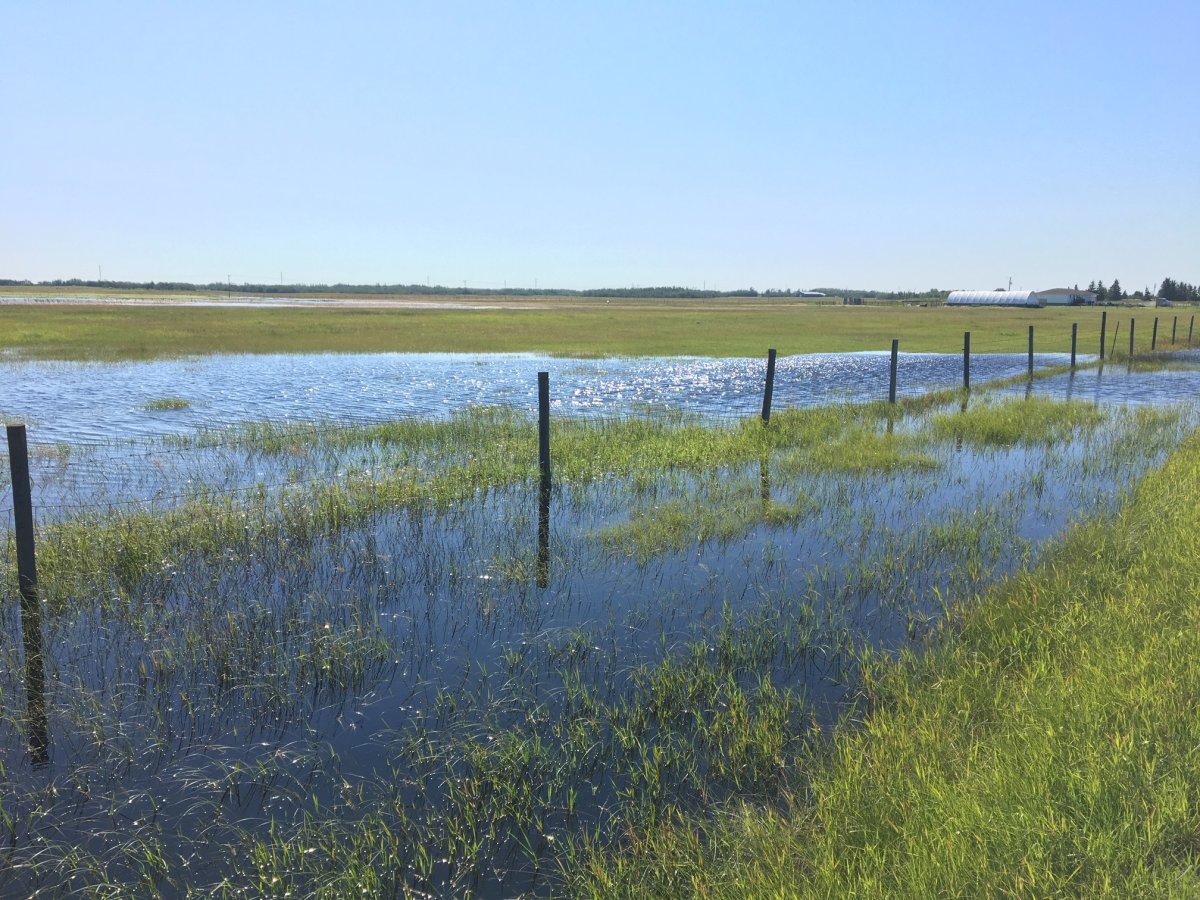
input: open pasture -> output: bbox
[0,294,1190,360]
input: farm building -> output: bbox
[1035,287,1097,305]
[946,290,1042,308]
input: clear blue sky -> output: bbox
[3,1,1196,292]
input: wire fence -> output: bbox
[2,318,1198,522]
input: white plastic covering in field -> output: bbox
[946,290,1042,307]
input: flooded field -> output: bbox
[1,352,1199,895]
[0,350,1086,443]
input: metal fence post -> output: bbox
[536,373,551,588]
[761,349,777,423]
[6,424,48,763]
[888,339,898,404]
[963,331,970,390]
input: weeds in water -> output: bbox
[0,370,1195,895]
[570,424,1200,899]
[144,396,191,411]
[596,475,815,562]
[931,395,1104,447]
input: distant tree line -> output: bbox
[1083,277,1200,304]
[811,288,945,301]
[1156,278,1200,304]
[4,277,1194,303]
[7,278,760,298]
[0,279,939,300]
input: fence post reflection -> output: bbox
[759,455,771,511]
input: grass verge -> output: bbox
[572,426,1200,896]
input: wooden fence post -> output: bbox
[1152,316,1158,351]
[761,349,777,423]
[1071,323,1077,368]
[1027,325,1034,376]
[1100,310,1107,360]
[1130,318,1136,357]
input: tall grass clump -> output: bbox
[143,396,190,411]
[571,428,1200,897]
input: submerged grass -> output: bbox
[13,404,907,600]
[1,370,1195,895]
[143,396,190,410]
[777,424,937,475]
[931,395,1104,447]
[595,475,815,562]
[572,424,1200,897]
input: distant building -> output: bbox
[946,290,1042,308]
[1034,288,1097,306]
[946,288,1097,308]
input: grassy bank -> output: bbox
[574,426,1200,895]
[0,300,1171,360]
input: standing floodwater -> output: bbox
[1,353,1200,896]
[0,350,1091,443]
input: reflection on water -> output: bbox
[998,357,1200,405]
[0,350,1095,444]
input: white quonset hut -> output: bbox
[946,290,1042,308]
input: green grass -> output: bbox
[0,301,1156,360]
[931,395,1105,447]
[595,476,815,562]
[571,425,1200,897]
[778,424,938,474]
[19,405,895,602]
[143,396,190,410]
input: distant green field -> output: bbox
[0,295,1184,360]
